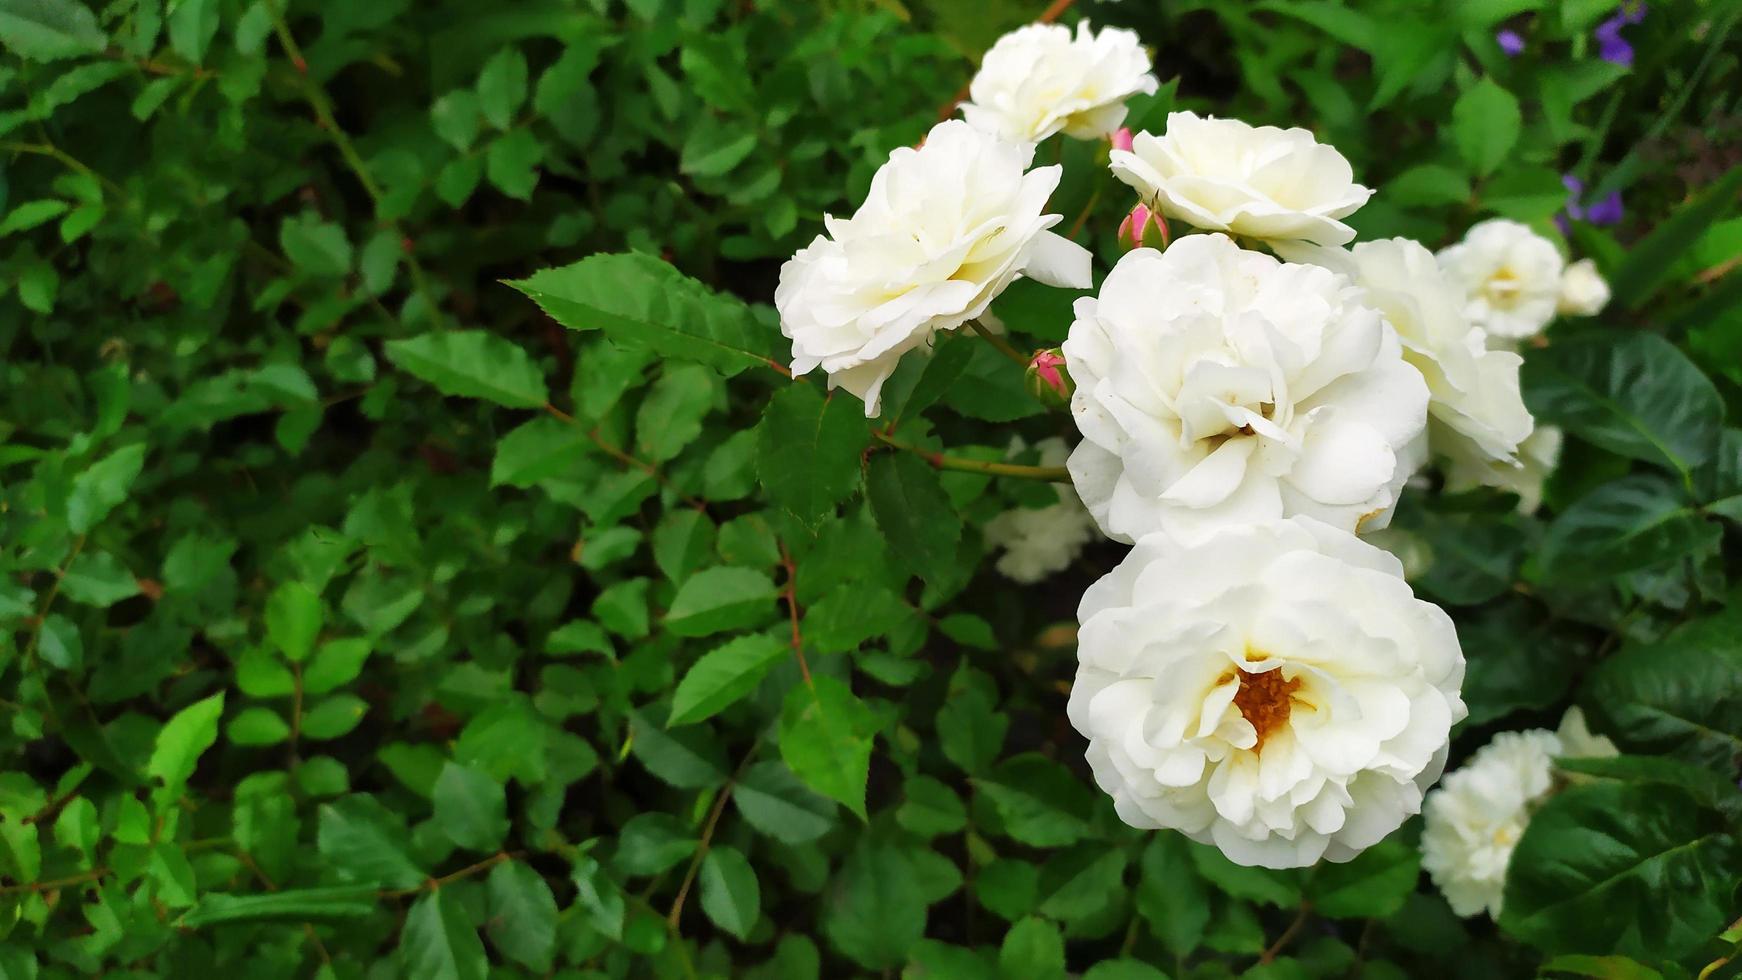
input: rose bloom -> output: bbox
[1442,425,1562,515]
[1436,219,1565,342]
[1110,112,1373,246]
[1069,517,1467,868]
[1280,238,1535,472]
[961,22,1158,144]
[1421,708,1617,918]
[984,438,1099,583]
[1557,257,1611,316]
[1064,233,1428,544]
[776,120,1091,416]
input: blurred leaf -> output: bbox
[486,860,558,972]
[1452,79,1521,178]
[433,762,509,851]
[147,693,225,795]
[1612,165,1742,310]
[177,886,378,928]
[401,889,488,980]
[700,845,761,939]
[0,0,106,61]
[779,676,874,818]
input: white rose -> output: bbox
[1436,219,1565,342]
[1281,238,1535,468]
[1557,258,1611,317]
[1069,517,1467,868]
[1109,112,1373,246]
[775,120,1092,416]
[1064,233,1429,544]
[1442,424,1563,515]
[1421,709,1618,918]
[961,22,1158,144]
[984,438,1099,583]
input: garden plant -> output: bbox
[2,0,1741,978]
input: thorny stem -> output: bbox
[966,318,1031,367]
[874,431,1070,483]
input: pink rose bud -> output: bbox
[1025,349,1073,409]
[1118,203,1170,250]
[1111,127,1134,153]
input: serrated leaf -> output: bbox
[732,760,836,843]
[1533,474,1719,583]
[1500,781,1739,959]
[756,383,868,526]
[401,889,488,980]
[668,632,788,725]
[508,252,779,377]
[867,452,963,585]
[779,677,874,819]
[385,330,549,408]
[664,566,778,637]
[1523,333,1722,480]
[699,845,760,939]
[486,860,557,972]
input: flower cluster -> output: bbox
[1420,709,1618,918]
[775,18,1618,870]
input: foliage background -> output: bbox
[2,0,1741,977]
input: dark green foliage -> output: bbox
[2,0,1741,978]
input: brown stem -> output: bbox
[543,403,708,511]
[1260,903,1313,964]
[966,318,1030,367]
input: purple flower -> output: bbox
[1559,173,1625,230]
[1595,2,1646,66]
[1497,29,1525,56]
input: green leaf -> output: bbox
[401,889,488,980]
[228,707,291,746]
[1137,833,1209,957]
[476,46,528,130]
[1523,333,1723,480]
[317,795,426,888]
[508,252,779,377]
[303,638,372,695]
[36,613,81,670]
[58,551,139,607]
[1036,843,1127,922]
[1612,165,1742,310]
[636,363,720,462]
[0,0,106,61]
[1082,961,1170,980]
[573,853,626,939]
[664,566,779,637]
[385,330,549,408]
[699,844,760,940]
[1000,917,1066,980]
[1306,838,1419,918]
[1452,78,1521,178]
[977,755,1092,848]
[669,632,788,726]
[1585,609,1742,768]
[629,708,729,788]
[1188,843,1301,908]
[433,762,508,851]
[822,841,927,970]
[896,775,967,839]
[756,383,868,526]
[1532,475,1719,584]
[279,214,353,278]
[486,860,557,972]
[732,760,836,843]
[779,676,875,819]
[653,509,716,583]
[300,694,368,740]
[681,125,758,178]
[66,444,146,533]
[177,886,378,928]
[1500,781,1739,960]
[147,693,225,794]
[614,812,697,876]
[0,199,70,236]
[265,582,322,662]
[867,452,963,586]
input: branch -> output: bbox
[966,318,1030,367]
[874,432,1070,483]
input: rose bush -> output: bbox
[3,0,1741,978]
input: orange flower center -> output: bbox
[1231,667,1300,752]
